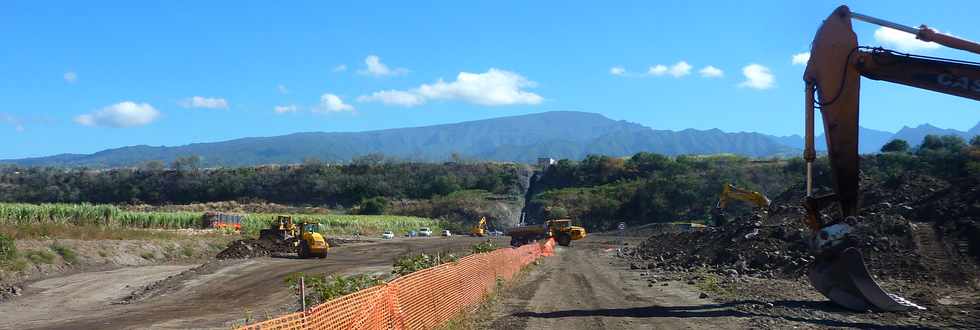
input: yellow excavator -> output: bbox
[470,216,487,237]
[712,184,771,226]
[802,6,979,311]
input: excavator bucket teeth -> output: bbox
[808,247,925,312]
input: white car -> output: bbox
[442,230,452,237]
[382,231,394,239]
[418,227,433,237]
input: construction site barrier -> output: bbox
[240,238,556,330]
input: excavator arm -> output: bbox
[802,5,980,312]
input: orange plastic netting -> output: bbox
[240,238,555,330]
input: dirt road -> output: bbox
[0,236,500,330]
[483,236,747,329]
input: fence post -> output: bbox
[300,276,307,312]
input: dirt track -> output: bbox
[0,236,501,330]
[482,236,746,329]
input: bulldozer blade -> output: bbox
[808,247,925,312]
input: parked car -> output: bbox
[405,230,417,237]
[442,230,452,237]
[382,231,394,239]
[418,227,433,237]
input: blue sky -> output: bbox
[2,0,978,159]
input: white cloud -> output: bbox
[647,61,691,77]
[357,68,543,107]
[1,113,25,132]
[699,66,724,78]
[316,94,354,112]
[358,55,407,77]
[333,64,347,72]
[738,64,775,90]
[179,96,229,109]
[791,52,810,66]
[667,61,692,77]
[873,27,941,52]
[648,65,668,76]
[75,101,159,127]
[273,105,298,114]
[609,66,626,76]
[63,71,77,83]
[357,90,426,107]
[277,84,289,94]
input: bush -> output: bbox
[392,252,458,276]
[25,250,55,264]
[285,272,384,307]
[0,233,16,262]
[49,243,77,264]
[471,240,496,254]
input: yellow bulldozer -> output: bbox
[712,184,771,226]
[506,219,586,247]
[259,215,329,258]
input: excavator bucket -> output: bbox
[808,247,925,311]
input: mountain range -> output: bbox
[3,111,977,168]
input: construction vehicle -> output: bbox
[201,212,243,231]
[259,215,297,243]
[712,184,771,226]
[507,219,586,247]
[258,216,328,258]
[296,221,329,258]
[470,217,487,237]
[802,6,979,312]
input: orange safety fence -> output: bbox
[240,238,556,330]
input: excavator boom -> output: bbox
[803,5,980,312]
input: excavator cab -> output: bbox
[803,6,979,311]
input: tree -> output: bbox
[970,135,980,147]
[880,139,910,153]
[172,155,201,172]
[359,196,388,215]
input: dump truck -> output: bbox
[507,219,586,247]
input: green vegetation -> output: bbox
[357,196,388,215]
[0,161,521,206]
[0,233,16,263]
[49,243,77,264]
[881,139,910,153]
[24,250,56,264]
[0,203,441,237]
[470,240,497,254]
[140,252,156,260]
[527,134,980,231]
[392,252,459,276]
[285,272,385,307]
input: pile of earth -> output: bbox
[626,173,979,286]
[215,237,366,259]
[216,238,296,259]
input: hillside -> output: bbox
[770,123,979,154]
[2,111,794,167]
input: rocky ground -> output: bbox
[620,173,980,328]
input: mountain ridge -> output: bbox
[3,111,976,168]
